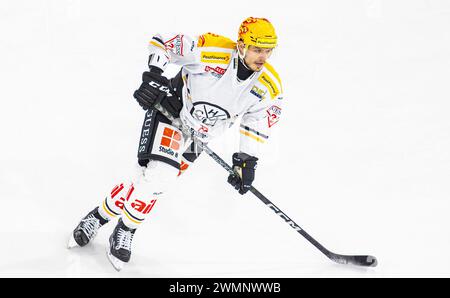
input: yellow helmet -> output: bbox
[238,17,278,48]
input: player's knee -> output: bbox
[142,160,179,188]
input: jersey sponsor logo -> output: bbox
[250,85,267,101]
[267,105,281,127]
[205,65,226,75]
[258,72,280,99]
[190,101,230,127]
[198,125,209,133]
[165,34,184,56]
[190,126,208,140]
[201,51,231,64]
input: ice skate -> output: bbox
[106,218,136,271]
[68,207,109,248]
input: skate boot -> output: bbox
[68,207,109,248]
[106,218,136,271]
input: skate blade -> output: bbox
[106,248,125,271]
[67,234,79,249]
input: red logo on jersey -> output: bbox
[205,65,226,75]
[198,125,209,133]
[267,105,281,128]
[164,35,184,56]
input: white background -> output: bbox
[1,0,449,277]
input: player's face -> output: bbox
[244,45,274,71]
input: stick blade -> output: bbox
[353,255,378,267]
[331,254,378,267]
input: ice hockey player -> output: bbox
[68,17,283,271]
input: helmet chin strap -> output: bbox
[237,44,251,70]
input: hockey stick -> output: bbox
[201,145,378,267]
[154,102,378,267]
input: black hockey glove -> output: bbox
[227,152,258,195]
[133,67,182,117]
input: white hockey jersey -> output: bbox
[148,33,283,157]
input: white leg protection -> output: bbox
[98,161,179,227]
[98,181,133,222]
[121,160,179,229]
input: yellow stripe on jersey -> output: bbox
[198,33,237,49]
[258,72,280,99]
[264,62,283,92]
[149,40,166,51]
[240,130,266,143]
